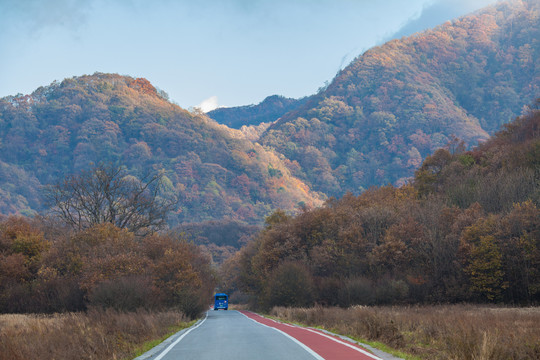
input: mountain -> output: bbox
[231,100,540,307]
[0,73,323,223]
[1,1,539,232]
[207,95,308,129]
[414,98,540,213]
[259,0,540,197]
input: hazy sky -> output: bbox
[0,0,497,110]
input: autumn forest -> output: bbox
[0,0,539,327]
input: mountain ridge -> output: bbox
[1,0,539,230]
[259,0,539,197]
[207,95,309,129]
[0,73,323,223]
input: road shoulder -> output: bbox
[242,311,404,360]
[132,316,206,360]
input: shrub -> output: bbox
[88,276,156,311]
[266,262,314,308]
[374,279,409,304]
[338,277,374,306]
[31,278,85,313]
[174,289,208,319]
[315,277,342,306]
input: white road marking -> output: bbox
[154,312,208,360]
[242,311,383,360]
[303,327,382,360]
[238,311,324,360]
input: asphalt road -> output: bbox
[144,310,319,360]
[136,310,396,360]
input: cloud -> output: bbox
[389,0,498,40]
[196,96,220,113]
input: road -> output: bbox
[135,310,392,360]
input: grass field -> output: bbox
[270,305,540,360]
[0,309,190,360]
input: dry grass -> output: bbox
[0,309,189,360]
[229,303,249,311]
[271,305,540,360]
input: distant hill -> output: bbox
[260,0,540,197]
[207,95,308,129]
[0,74,323,223]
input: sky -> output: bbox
[0,0,498,110]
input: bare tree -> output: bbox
[45,164,177,235]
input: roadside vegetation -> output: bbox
[0,310,190,360]
[270,305,540,360]
[0,165,216,360]
[0,216,215,317]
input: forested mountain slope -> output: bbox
[231,100,540,307]
[207,95,308,129]
[1,1,538,234]
[0,74,323,223]
[260,0,540,197]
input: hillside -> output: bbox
[260,0,540,197]
[1,1,538,231]
[230,100,540,307]
[207,95,308,129]
[0,74,323,223]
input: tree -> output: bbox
[460,216,506,301]
[45,163,177,235]
[266,261,314,308]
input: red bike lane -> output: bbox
[239,310,382,360]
